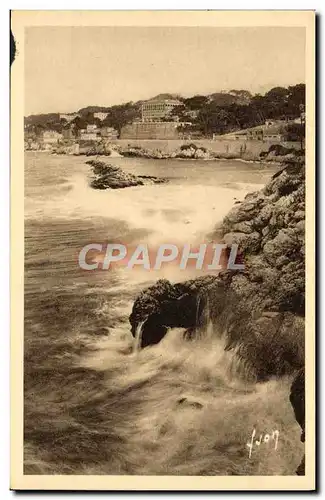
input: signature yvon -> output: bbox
[246,428,280,458]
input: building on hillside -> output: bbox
[100,127,118,140]
[42,130,63,144]
[94,112,109,121]
[220,123,285,142]
[120,121,190,140]
[141,99,183,122]
[293,112,306,124]
[79,128,101,141]
[263,126,285,142]
[247,128,264,141]
[265,119,287,127]
[77,124,100,140]
[184,109,199,120]
[224,128,263,141]
[265,119,277,127]
[60,113,79,123]
[86,124,98,133]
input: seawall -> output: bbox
[112,138,301,160]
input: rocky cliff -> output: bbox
[129,158,305,382]
[221,158,305,315]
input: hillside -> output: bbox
[24,84,305,138]
[24,113,60,126]
[208,92,249,106]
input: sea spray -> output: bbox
[25,153,298,475]
[195,296,202,333]
[133,319,147,353]
[201,296,214,341]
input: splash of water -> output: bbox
[132,319,147,354]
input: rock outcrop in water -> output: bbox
[129,158,305,381]
[87,160,168,190]
[259,144,303,163]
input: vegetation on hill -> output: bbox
[24,84,305,139]
[176,84,305,137]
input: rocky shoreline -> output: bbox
[27,140,302,163]
[119,142,302,163]
[120,143,211,160]
[129,157,305,382]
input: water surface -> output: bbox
[24,153,301,475]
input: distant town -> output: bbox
[24,85,305,154]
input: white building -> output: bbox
[293,113,306,124]
[141,99,183,122]
[86,124,98,133]
[60,113,79,123]
[79,128,101,141]
[94,112,109,121]
[42,130,63,144]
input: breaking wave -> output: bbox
[24,153,301,475]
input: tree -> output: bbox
[183,95,209,110]
[170,105,188,122]
[284,123,305,148]
[229,89,252,104]
[287,84,305,118]
[24,83,307,140]
[82,111,96,124]
[71,116,88,131]
[260,87,289,120]
[101,102,141,134]
[196,104,235,136]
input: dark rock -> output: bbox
[218,160,305,315]
[177,397,204,409]
[137,175,167,185]
[230,220,254,234]
[129,276,221,348]
[290,368,305,438]
[86,160,168,190]
[290,368,305,475]
[223,231,261,253]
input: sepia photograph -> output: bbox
[10,10,315,490]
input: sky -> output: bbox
[24,26,306,116]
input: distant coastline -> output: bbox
[25,138,303,165]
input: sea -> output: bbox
[24,152,302,476]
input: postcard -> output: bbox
[10,10,315,490]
